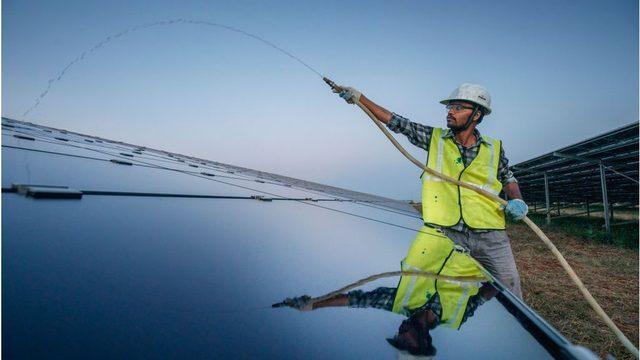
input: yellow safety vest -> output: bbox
[421,128,505,230]
[392,226,487,329]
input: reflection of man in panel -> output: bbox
[332,83,528,297]
[278,226,497,357]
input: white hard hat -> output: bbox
[440,83,492,115]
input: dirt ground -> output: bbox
[507,223,639,359]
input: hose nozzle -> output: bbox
[323,77,342,92]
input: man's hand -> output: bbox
[327,81,392,123]
[501,199,529,221]
[280,295,315,312]
[333,85,361,105]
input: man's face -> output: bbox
[446,101,476,131]
[396,320,422,351]
[392,311,436,355]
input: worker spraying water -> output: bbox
[277,82,532,354]
[330,82,528,298]
[320,77,638,357]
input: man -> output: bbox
[333,83,528,298]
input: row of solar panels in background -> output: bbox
[510,122,639,205]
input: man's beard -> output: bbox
[446,121,465,131]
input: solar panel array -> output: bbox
[2,117,582,359]
[510,122,638,209]
[2,117,417,213]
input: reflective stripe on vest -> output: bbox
[392,226,486,329]
[421,128,505,230]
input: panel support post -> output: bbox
[610,204,614,222]
[599,162,611,236]
[586,200,590,218]
[544,172,551,226]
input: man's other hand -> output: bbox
[502,199,529,221]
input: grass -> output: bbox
[524,213,638,248]
[508,221,639,359]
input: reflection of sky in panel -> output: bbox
[4,193,552,358]
[4,127,235,173]
[3,129,339,199]
[433,299,552,359]
[3,122,423,216]
[4,134,116,160]
[303,200,422,231]
[2,148,255,196]
[2,151,344,200]
[3,119,420,213]
[3,147,422,229]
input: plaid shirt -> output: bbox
[347,287,483,328]
[387,113,516,233]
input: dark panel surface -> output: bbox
[3,118,572,359]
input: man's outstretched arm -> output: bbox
[331,85,393,124]
[334,86,433,151]
[358,94,393,124]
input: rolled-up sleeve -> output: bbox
[498,147,517,185]
[387,113,434,151]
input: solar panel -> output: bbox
[510,122,639,206]
[2,117,595,359]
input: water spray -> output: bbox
[22,18,323,119]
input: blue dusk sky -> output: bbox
[3,0,638,200]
